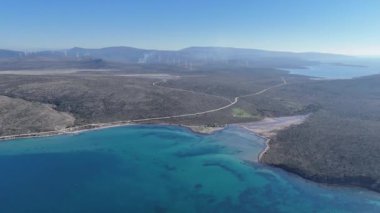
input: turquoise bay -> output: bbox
[0,125,380,213]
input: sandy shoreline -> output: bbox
[0,121,227,142]
[0,121,134,141]
[237,114,310,161]
[237,125,271,161]
[0,114,309,167]
[183,125,225,135]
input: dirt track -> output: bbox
[0,76,287,140]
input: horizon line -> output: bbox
[2,45,380,57]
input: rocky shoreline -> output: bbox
[272,163,380,194]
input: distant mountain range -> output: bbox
[0,46,353,70]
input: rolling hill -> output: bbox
[0,46,353,70]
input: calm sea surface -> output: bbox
[0,125,380,213]
[286,59,380,79]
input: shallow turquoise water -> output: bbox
[0,125,380,213]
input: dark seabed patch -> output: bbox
[0,125,380,212]
[0,152,126,213]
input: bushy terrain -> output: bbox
[0,95,74,136]
[0,67,306,133]
[260,75,380,192]
[149,68,311,125]
[0,75,229,128]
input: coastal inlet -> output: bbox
[0,125,380,213]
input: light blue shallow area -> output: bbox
[0,125,380,213]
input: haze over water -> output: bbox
[0,125,380,212]
[286,58,380,79]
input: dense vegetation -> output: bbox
[0,74,229,128]
[260,75,380,192]
[0,67,307,134]
[0,95,74,135]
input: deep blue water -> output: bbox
[286,58,380,79]
[0,125,380,213]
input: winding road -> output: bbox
[134,76,287,122]
[0,76,288,140]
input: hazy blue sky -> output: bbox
[1,0,380,55]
